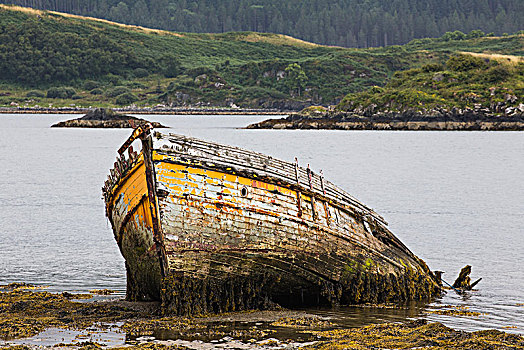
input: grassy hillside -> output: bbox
[1,0,522,48]
[336,52,523,114]
[0,5,522,110]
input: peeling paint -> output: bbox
[104,129,440,315]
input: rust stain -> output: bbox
[103,129,440,314]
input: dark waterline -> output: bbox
[0,114,522,334]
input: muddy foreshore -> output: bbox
[1,285,522,350]
[247,109,524,131]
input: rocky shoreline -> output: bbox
[0,286,522,350]
[247,107,524,131]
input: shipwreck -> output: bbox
[103,125,440,315]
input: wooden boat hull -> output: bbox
[103,126,440,314]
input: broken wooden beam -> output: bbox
[452,265,481,290]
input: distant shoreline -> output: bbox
[248,119,524,131]
[247,110,524,131]
[0,107,291,115]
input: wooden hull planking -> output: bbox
[104,156,163,300]
[103,127,440,314]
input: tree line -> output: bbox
[0,17,151,84]
[1,0,522,47]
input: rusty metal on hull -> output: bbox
[103,127,440,314]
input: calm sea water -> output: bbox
[0,114,522,334]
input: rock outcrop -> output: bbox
[51,108,166,128]
[247,107,524,131]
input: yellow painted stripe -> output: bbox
[111,162,148,213]
[154,159,296,197]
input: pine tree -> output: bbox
[1,0,522,48]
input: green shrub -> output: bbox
[90,88,104,95]
[105,73,121,85]
[167,76,198,92]
[369,86,384,93]
[446,54,485,71]
[422,63,443,72]
[186,66,215,78]
[126,82,147,89]
[466,30,485,39]
[407,38,435,46]
[83,80,100,90]
[393,68,421,79]
[0,96,11,105]
[71,94,83,100]
[133,68,149,78]
[161,55,182,78]
[115,92,139,105]
[441,30,466,41]
[385,45,405,52]
[46,87,76,98]
[482,65,511,83]
[64,87,76,97]
[106,86,131,98]
[387,89,441,108]
[241,86,287,99]
[26,90,45,98]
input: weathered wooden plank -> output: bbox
[105,129,440,315]
[154,157,410,271]
[156,133,387,225]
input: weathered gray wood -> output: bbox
[470,278,482,289]
[158,133,386,224]
[105,129,441,314]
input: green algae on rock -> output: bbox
[271,316,333,329]
[121,317,196,337]
[0,283,46,291]
[2,289,523,350]
[89,289,116,295]
[0,289,152,340]
[306,320,524,350]
[427,309,483,317]
[2,344,190,350]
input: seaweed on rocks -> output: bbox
[160,273,279,316]
[156,263,440,317]
[0,289,156,340]
[2,289,522,350]
[307,319,524,350]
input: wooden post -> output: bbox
[452,265,481,290]
[140,127,168,278]
[294,158,302,217]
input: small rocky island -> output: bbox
[51,108,166,128]
[247,105,524,131]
